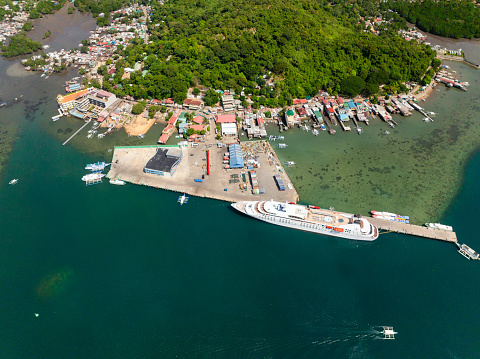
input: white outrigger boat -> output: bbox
[381,326,397,340]
[85,161,111,172]
[285,161,296,166]
[81,173,105,185]
[178,193,189,205]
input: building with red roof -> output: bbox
[182,98,204,110]
[215,114,236,123]
[293,99,307,105]
[158,133,169,144]
[190,124,204,132]
[192,115,204,124]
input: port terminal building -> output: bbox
[143,146,183,177]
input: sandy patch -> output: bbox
[412,82,435,101]
[123,115,156,136]
[6,63,34,78]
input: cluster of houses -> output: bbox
[360,16,389,35]
[21,4,150,76]
[399,28,463,57]
[398,28,427,43]
[0,1,30,44]
[430,44,463,57]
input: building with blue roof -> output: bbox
[338,113,349,122]
[229,144,244,169]
[348,100,356,108]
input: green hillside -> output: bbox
[108,0,435,101]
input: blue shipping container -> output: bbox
[195,179,203,182]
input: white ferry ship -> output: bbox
[232,200,379,241]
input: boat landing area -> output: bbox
[106,142,299,204]
[368,217,457,243]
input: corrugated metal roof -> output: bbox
[229,144,244,168]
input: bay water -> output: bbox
[0,10,480,358]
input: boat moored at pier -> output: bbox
[232,200,379,241]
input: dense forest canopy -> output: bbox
[386,0,480,39]
[74,0,129,17]
[107,0,434,101]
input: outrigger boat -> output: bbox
[381,327,397,340]
[178,193,189,205]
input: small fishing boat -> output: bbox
[285,161,296,166]
[9,179,18,185]
[277,143,287,148]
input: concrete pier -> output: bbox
[106,141,299,204]
[368,217,457,242]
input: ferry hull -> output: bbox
[232,201,378,241]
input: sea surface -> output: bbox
[0,10,480,358]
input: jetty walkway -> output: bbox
[368,217,457,243]
[63,119,91,146]
[436,54,480,69]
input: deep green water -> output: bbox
[1,13,480,358]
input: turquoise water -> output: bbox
[1,13,480,358]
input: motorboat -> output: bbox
[9,179,18,185]
[285,161,296,166]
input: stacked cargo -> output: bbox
[274,174,285,191]
[249,170,259,194]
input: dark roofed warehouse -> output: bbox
[144,147,183,177]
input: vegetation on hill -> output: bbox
[29,0,66,19]
[101,0,434,101]
[74,0,127,17]
[1,33,42,57]
[386,0,480,39]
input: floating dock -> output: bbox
[368,217,457,242]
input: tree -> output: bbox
[193,88,200,96]
[148,105,159,118]
[80,46,89,54]
[340,76,366,97]
[23,22,33,31]
[132,103,145,115]
[42,30,51,39]
[204,89,219,106]
[68,6,74,14]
